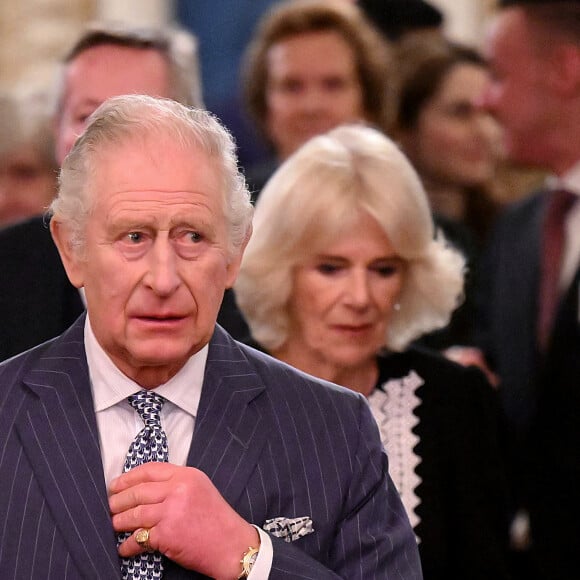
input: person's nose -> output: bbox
[474,82,495,115]
[476,111,501,148]
[145,237,181,296]
[299,86,325,114]
[344,269,371,309]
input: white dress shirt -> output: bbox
[84,316,272,578]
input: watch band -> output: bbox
[237,546,260,579]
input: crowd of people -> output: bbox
[0,0,578,579]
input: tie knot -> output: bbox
[128,390,166,427]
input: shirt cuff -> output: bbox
[247,525,273,579]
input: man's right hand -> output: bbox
[109,462,260,580]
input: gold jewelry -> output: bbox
[237,546,259,579]
[134,528,153,552]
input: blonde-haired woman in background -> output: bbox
[236,124,510,579]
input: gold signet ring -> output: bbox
[134,528,152,552]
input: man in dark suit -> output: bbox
[0,22,247,363]
[0,95,421,579]
[472,1,580,578]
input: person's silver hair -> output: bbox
[0,89,56,166]
[52,21,204,117]
[235,123,465,351]
[50,95,253,260]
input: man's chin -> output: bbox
[130,343,196,365]
[118,341,200,384]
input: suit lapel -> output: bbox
[500,192,545,369]
[549,266,580,358]
[187,327,268,507]
[14,322,270,577]
[15,317,120,578]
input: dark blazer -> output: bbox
[524,267,580,580]
[377,348,510,580]
[476,190,580,579]
[0,216,249,362]
[0,317,421,579]
[0,216,84,361]
[475,191,546,438]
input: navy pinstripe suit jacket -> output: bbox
[0,316,421,579]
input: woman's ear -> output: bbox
[50,218,85,289]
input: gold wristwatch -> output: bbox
[237,546,260,579]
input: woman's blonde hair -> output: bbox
[235,124,465,351]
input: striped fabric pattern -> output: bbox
[0,316,422,579]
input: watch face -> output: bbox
[239,546,259,578]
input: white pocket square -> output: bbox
[263,516,314,542]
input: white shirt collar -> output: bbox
[84,315,206,418]
[546,160,580,197]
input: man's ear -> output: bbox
[225,225,253,289]
[50,219,85,289]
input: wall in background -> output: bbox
[0,0,96,93]
[0,0,497,94]
[95,0,173,26]
[431,0,497,47]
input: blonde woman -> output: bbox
[236,124,510,579]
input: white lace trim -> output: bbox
[368,370,424,537]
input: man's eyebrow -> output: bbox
[106,218,156,234]
[313,253,347,261]
[168,215,217,231]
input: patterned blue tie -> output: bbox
[119,390,169,580]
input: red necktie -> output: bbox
[537,189,577,350]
